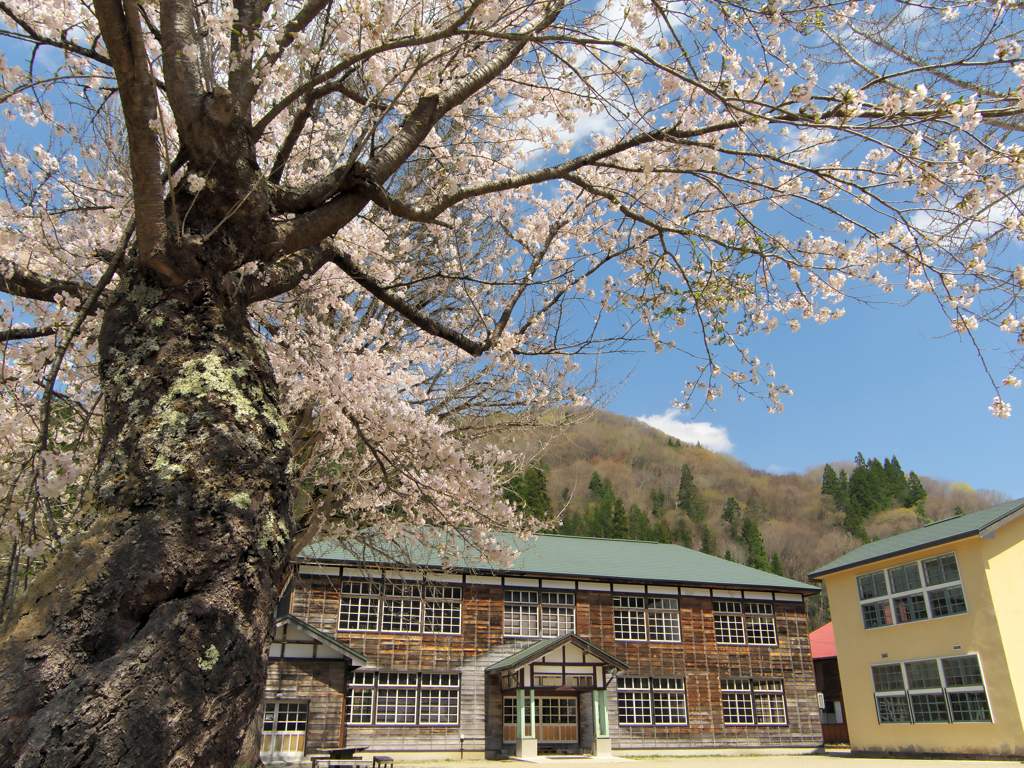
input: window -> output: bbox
[713,602,776,645]
[339,581,462,634]
[871,654,991,724]
[857,553,967,630]
[721,679,787,725]
[613,595,681,642]
[503,590,575,638]
[420,674,460,724]
[613,596,647,641]
[616,677,687,725]
[346,671,375,724]
[346,672,461,726]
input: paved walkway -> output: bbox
[399,752,1020,768]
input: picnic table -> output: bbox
[309,746,369,768]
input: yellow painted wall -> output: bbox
[823,521,1024,756]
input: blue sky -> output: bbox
[601,294,1022,500]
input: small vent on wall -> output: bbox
[953,645,962,650]
[880,653,888,659]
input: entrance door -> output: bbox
[261,701,309,758]
[539,697,577,743]
[503,696,578,745]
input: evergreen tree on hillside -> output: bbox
[722,496,742,538]
[741,518,770,571]
[588,472,604,496]
[502,464,553,522]
[678,464,708,524]
[611,498,628,538]
[628,504,655,541]
[654,520,672,544]
[674,516,693,548]
[770,553,785,577]
[650,488,668,518]
[700,524,717,556]
[884,456,909,501]
[904,471,927,508]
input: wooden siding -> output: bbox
[267,575,822,755]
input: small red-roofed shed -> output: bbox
[810,622,848,744]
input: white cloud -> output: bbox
[637,408,735,453]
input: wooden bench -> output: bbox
[372,756,394,768]
[310,747,368,768]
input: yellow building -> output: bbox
[809,499,1024,758]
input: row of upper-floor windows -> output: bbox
[857,552,966,630]
[333,580,783,645]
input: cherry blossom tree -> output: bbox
[0,0,1022,763]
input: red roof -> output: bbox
[809,622,836,659]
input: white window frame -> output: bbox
[721,679,787,725]
[503,590,575,638]
[338,581,462,635]
[713,601,776,645]
[871,654,992,725]
[613,595,681,642]
[857,552,967,630]
[420,673,460,725]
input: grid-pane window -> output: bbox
[722,679,786,725]
[887,563,922,594]
[713,602,745,643]
[613,596,647,641]
[420,674,460,725]
[745,604,777,645]
[381,584,421,632]
[647,598,681,642]
[721,679,755,725]
[862,600,893,629]
[905,660,942,690]
[752,681,787,725]
[346,671,376,724]
[928,586,967,618]
[505,591,576,638]
[871,654,991,725]
[857,571,888,600]
[859,552,967,629]
[872,664,905,693]
[423,586,462,634]
[616,678,652,725]
[876,694,911,723]
[893,594,928,624]
[948,692,992,722]
[376,673,419,724]
[617,677,686,725]
[504,590,539,637]
[942,656,983,687]
[651,678,687,725]
[922,554,960,586]
[910,693,949,723]
[714,601,776,645]
[541,592,576,637]
[339,582,380,631]
[339,580,460,635]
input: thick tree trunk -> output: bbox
[0,256,294,767]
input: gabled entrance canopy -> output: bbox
[271,615,367,664]
[486,633,627,691]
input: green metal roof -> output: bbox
[809,498,1024,579]
[485,633,627,673]
[279,614,368,665]
[303,532,818,594]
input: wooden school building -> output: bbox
[262,533,824,761]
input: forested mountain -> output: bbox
[497,410,1009,628]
